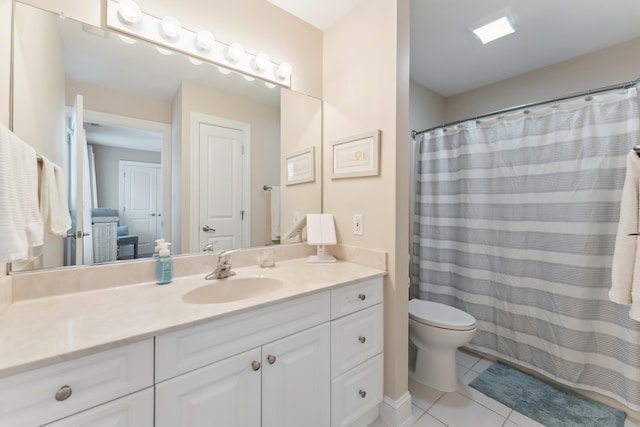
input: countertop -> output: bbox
[0,258,385,377]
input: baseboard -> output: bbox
[379,392,413,427]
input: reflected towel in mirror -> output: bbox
[270,186,280,241]
[38,155,72,236]
[0,123,43,262]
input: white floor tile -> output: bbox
[409,378,445,412]
[460,367,481,385]
[456,350,481,369]
[625,417,640,427]
[457,372,511,418]
[503,421,521,427]
[405,403,427,426]
[413,412,447,427]
[506,410,546,427]
[471,358,494,374]
[427,392,506,427]
[456,364,470,381]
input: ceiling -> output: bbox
[268,0,640,97]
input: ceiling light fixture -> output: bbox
[195,30,215,52]
[470,10,517,44]
[117,0,141,25]
[160,16,181,41]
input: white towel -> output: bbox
[0,123,43,262]
[270,186,281,241]
[610,150,640,320]
[38,155,72,236]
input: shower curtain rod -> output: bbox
[411,77,640,139]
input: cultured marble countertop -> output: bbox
[0,258,385,377]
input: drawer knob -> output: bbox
[359,389,367,398]
[55,385,73,402]
[358,293,366,301]
[358,336,366,344]
[252,361,261,371]
[267,354,276,365]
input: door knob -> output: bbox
[55,385,73,401]
[66,231,89,239]
[202,225,216,232]
[150,213,157,216]
[358,336,366,344]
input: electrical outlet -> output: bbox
[353,214,363,235]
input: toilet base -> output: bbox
[412,346,459,392]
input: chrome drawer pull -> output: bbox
[55,385,72,401]
[359,389,367,398]
[358,336,366,344]
[252,361,261,371]
[358,294,366,301]
[267,354,276,364]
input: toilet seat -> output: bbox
[409,299,476,331]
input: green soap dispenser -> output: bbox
[155,242,172,285]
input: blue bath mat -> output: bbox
[469,362,625,427]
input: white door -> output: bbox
[66,94,92,265]
[198,123,245,251]
[120,161,161,257]
[155,348,261,427]
[262,323,331,427]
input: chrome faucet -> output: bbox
[205,249,239,280]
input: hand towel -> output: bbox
[610,150,640,320]
[38,155,72,236]
[0,123,43,262]
[270,186,281,241]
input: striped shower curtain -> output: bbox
[412,87,640,410]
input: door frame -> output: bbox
[189,112,251,252]
[83,110,171,243]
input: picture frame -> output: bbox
[286,147,315,185]
[331,130,381,179]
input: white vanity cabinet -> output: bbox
[0,339,154,427]
[330,277,384,427]
[155,291,331,427]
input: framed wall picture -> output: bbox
[286,147,315,185]
[331,130,381,179]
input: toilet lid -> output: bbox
[408,299,477,330]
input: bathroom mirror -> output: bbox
[10,2,322,272]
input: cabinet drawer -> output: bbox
[0,339,153,427]
[331,304,383,378]
[331,354,383,427]
[45,387,154,427]
[156,291,330,381]
[331,277,383,319]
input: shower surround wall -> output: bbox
[412,87,640,411]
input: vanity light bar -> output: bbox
[106,0,292,88]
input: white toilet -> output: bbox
[408,298,477,392]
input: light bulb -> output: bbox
[252,53,270,71]
[243,75,255,82]
[195,30,215,52]
[188,57,203,65]
[160,16,181,41]
[217,66,231,75]
[117,0,141,25]
[156,47,172,56]
[265,82,276,89]
[276,62,292,80]
[225,43,244,63]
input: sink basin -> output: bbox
[182,277,283,304]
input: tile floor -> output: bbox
[369,350,640,427]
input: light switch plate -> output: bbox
[353,214,363,235]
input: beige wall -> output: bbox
[13,3,66,269]
[178,82,280,251]
[66,80,172,124]
[324,0,410,401]
[410,80,445,135]
[280,89,322,237]
[90,145,161,209]
[445,37,640,123]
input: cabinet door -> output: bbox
[262,323,330,427]
[155,348,261,427]
[44,388,153,427]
